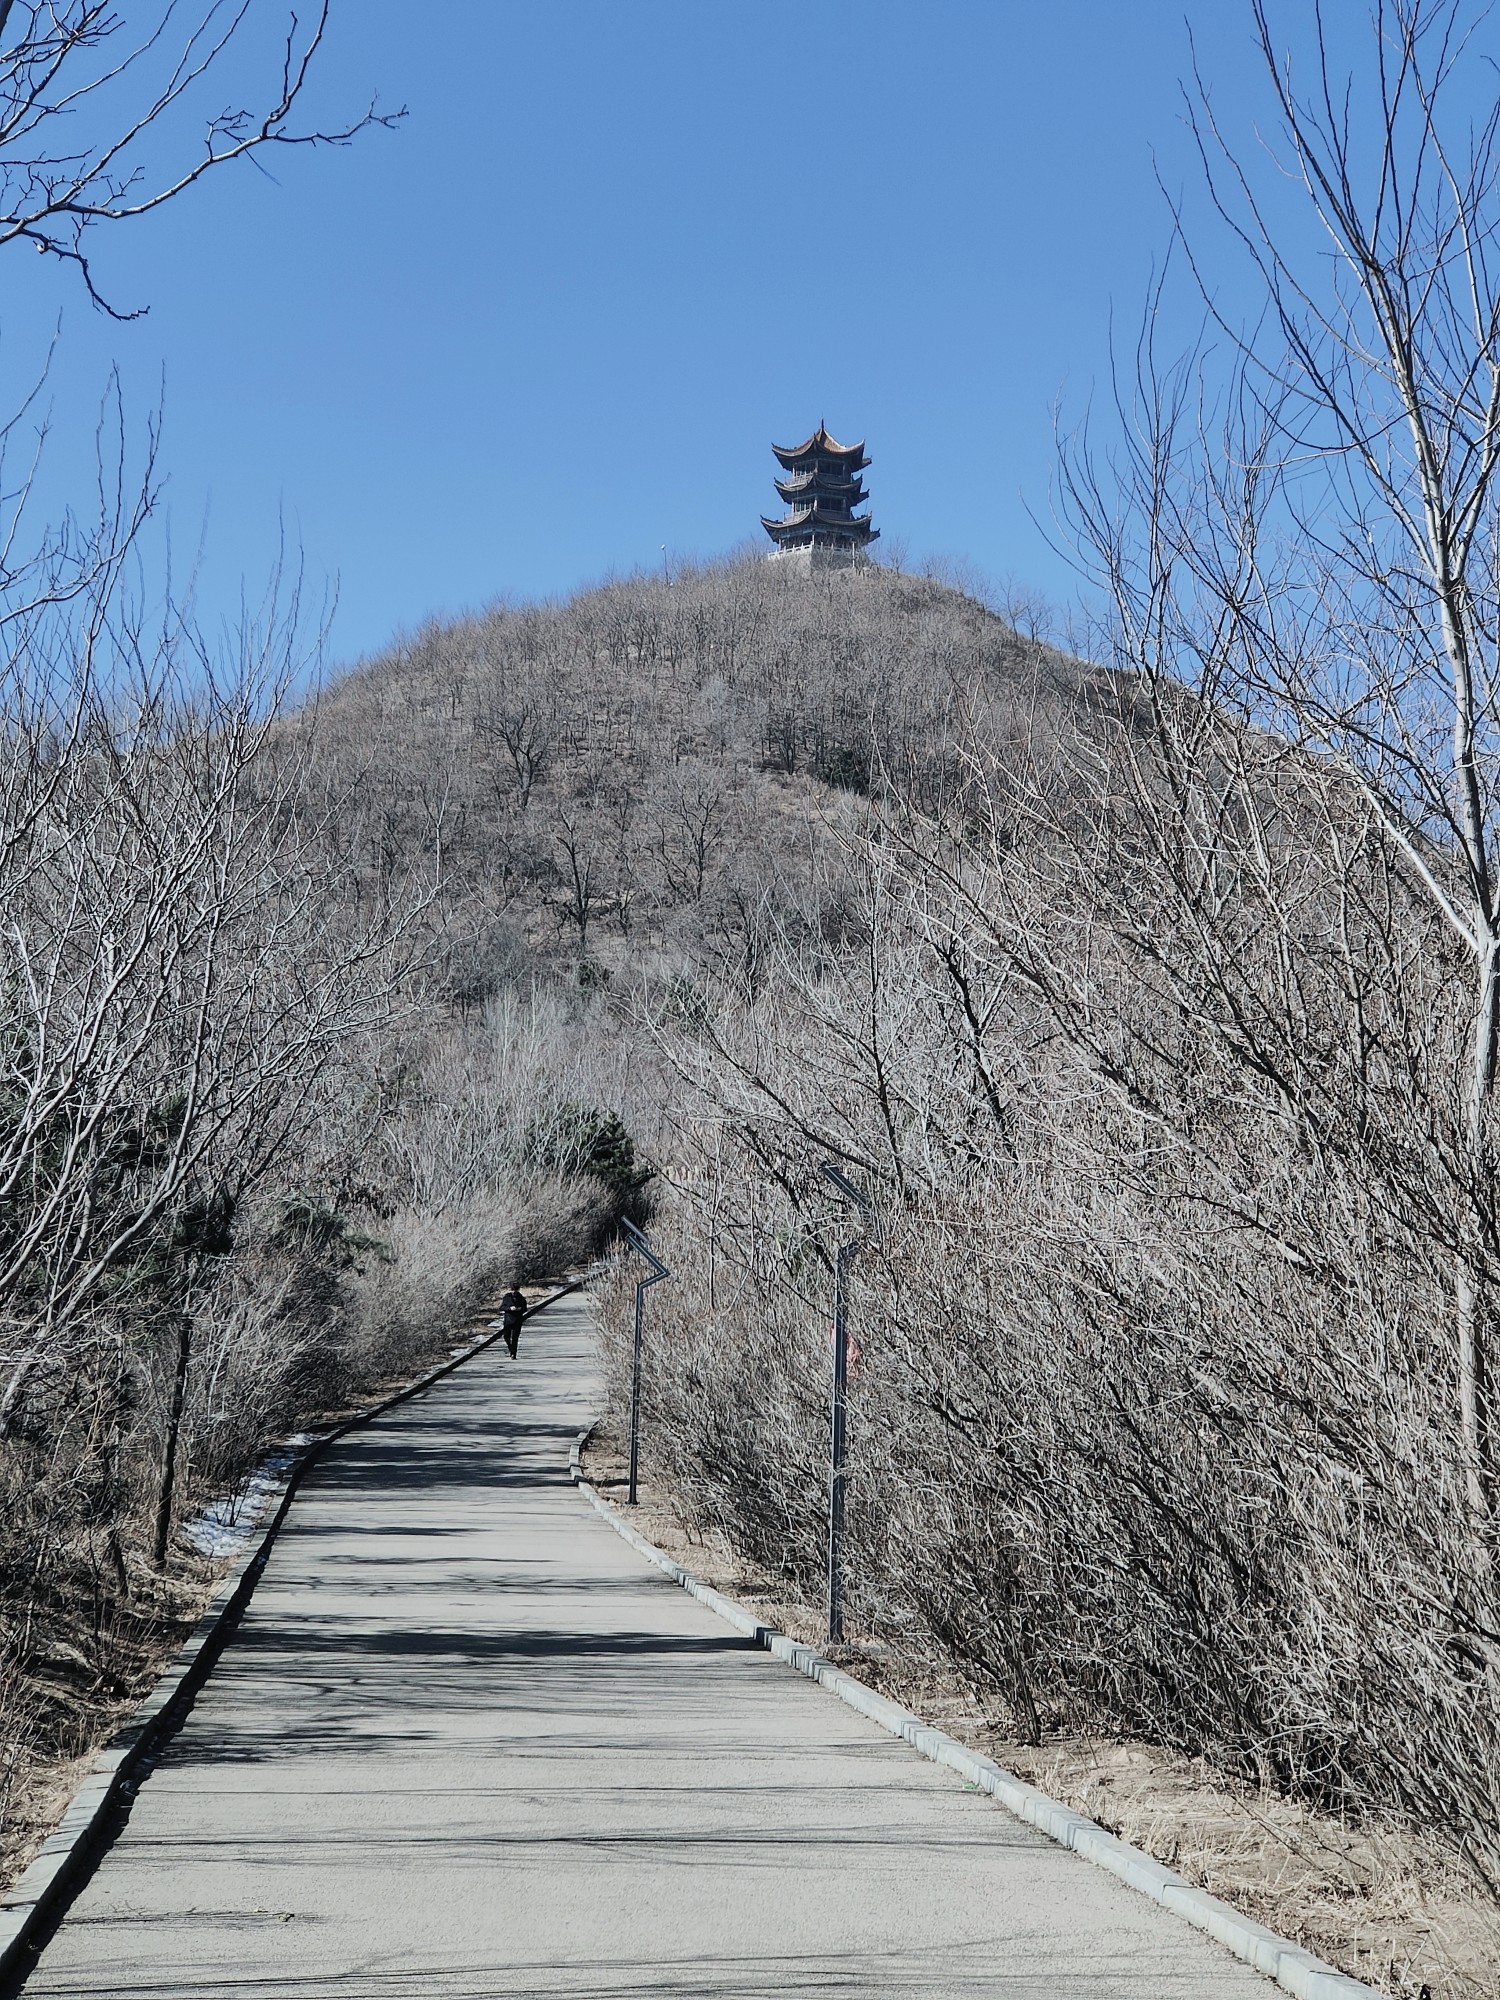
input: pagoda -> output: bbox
[762,425,878,570]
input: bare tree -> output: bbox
[552,799,603,955]
[1052,0,1500,1565]
[0,626,423,1544]
[476,699,556,813]
[655,759,730,905]
[0,0,399,313]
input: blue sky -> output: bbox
[4,2,1285,668]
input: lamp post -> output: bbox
[621,1217,670,1505]
[819,1161,877,1643]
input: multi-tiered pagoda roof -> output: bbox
[763,426,879,559]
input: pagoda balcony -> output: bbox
[777,471,864,490]
[775,492,866,511]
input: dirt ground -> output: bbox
[580,1434,1500,2000]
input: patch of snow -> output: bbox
[181,1435,313,1558]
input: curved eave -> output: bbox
[763,512,880,543]
[766,502,874,527]
[775,474,868,504]
[772,427,870,470]
[774,449,871,474]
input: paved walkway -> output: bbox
[22,1296,1273,1997]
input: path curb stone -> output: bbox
[0,1283,583,1991]
[570,1432,1378,2000]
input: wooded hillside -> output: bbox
[327,550,1500,1894]
[3,534,1497,1948]
[0,554,1073,1880]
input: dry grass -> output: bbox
[0,1550,220,1893]
[581,1432,1500,2000]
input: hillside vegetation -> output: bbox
[0,555,1063,1877]
[3,7,1499,1991]
[324,552,1500,1896]
[2,544,1498,1967]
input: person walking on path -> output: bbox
[497,1285,528,1358]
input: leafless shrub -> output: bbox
[606,653,1500,1888]
[341,1179,608,1380]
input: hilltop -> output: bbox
[307,555,1084,999]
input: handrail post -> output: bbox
[819,1162,877,1644]
[621,1218,670,1506]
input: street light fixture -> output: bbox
[819,1160,877,1643]
[620,1217,670,1506]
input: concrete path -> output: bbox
[22,1296,1274,1998]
